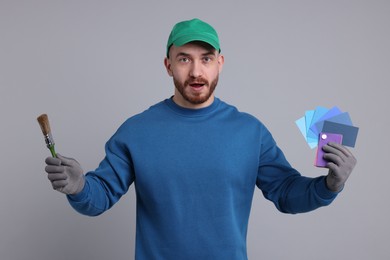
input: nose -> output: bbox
[189,60,203,78]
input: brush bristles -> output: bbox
[37,114,51,135]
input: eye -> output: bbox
[179,57,190,63]
[202,56,212,63]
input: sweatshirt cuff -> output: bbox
[67,179,90,202]
[315,176,340,200]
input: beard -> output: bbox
[173,75,219,105]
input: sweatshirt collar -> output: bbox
[165,96,220,117]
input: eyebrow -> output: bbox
[175,51,217,58]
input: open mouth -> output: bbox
[189,82,207,89]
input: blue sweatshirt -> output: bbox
[68,97,338,259]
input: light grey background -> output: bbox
[1,0,389,259]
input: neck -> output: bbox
[172,94,215,109]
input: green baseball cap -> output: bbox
[166,18,220,57]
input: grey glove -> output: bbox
[45,154,85,195]
[323,142,357,192]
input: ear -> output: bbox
[164,57,173,77]
[217,54,225,73]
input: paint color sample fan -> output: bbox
[295,106,359,149]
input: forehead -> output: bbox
[169,41,217,57]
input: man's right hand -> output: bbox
[45,154,85,195]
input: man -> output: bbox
[45,18,357,259]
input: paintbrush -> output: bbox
[37,114,57,157]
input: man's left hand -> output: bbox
[323,142,357,192]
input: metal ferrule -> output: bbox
[44,133,55,148]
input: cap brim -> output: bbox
[173,33,220,51]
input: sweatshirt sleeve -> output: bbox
[67,130,135,216]
[256,125,339,214]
